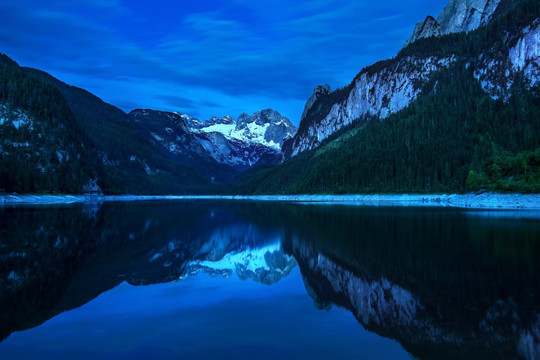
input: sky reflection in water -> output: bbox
[0,268,409,360]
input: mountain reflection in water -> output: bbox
[0,201,539,359]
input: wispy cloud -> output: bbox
[0,0,448,124]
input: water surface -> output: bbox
[0,201,539,359]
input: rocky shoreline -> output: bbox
[0,193,539,210]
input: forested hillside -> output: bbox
[0,55,208,194]
[234,65,539,194]
[25,68,214,194]
[0,54,93,193]
[233,0,540,194]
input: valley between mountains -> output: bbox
[0,0,538,196]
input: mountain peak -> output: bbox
[238,109,294,127]
[129,109,187,128]
[300,84,332,124]
[204,115,234,127]
[189,109,296,151]
[178,113,205,130]
[437,0,469,34]
[404,0,502,47]
[235,109,297,147]
[404,16,441,47]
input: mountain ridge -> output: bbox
[187,109,297,150]
[281,0,538,163]
[130,108,296,172]
[0,53,297,191]
[236,0,540,194]
[404,0,503,47]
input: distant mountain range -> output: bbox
[0,0,538,195]
[0,54,295,193]
[131,109,296,172]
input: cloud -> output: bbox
[158,95,225,112]
[158,95,199,109]
[0,0,449,125]
[373,14,405,22]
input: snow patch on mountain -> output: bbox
[194,131,276,169]
[191,109,296,151]
[199,122,235,137]
[182,109,296,169]
[198,121,279,150]
[182,241,297,284]
[197,242,281,272]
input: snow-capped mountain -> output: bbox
[187,109,297,170]
[128,108,296,173]
[181,242,297,285]
[191,109,296,151]
[281,0,538,161]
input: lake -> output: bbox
[0,200,539,359]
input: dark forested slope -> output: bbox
[233,0,540,194]
[0,55,207,194]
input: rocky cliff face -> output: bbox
[300,84,332,124]
[404,0,503,47]
[282,0,538,161]
[405,16,441,48]
[475,19,540,99]
[282,56,455,159]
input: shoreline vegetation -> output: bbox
[1,193,539,210]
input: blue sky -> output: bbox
[0,270,411,359]
[0,0,448,125]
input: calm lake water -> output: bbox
[0,201,539,359]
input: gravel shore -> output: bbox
[1,193,539,210]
